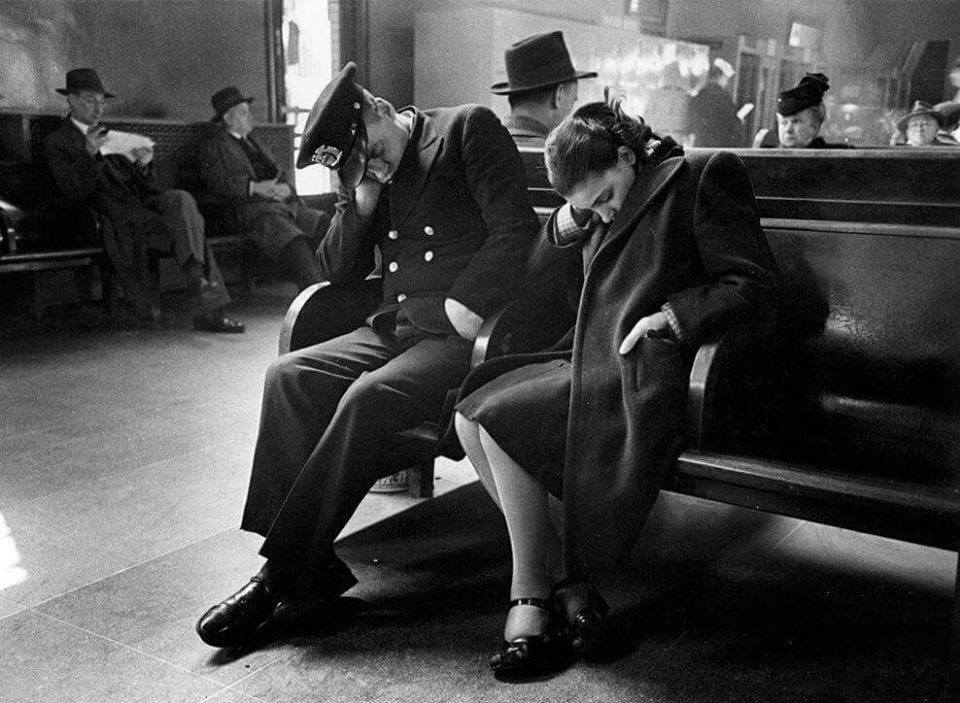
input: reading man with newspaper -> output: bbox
[44,68,244,332]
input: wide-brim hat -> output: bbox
[211,86,254,119]
[56,68,114,98]
[896,100,944,133]
[490,31,597,95]
[777,72,830,116]
[295,62,367,188]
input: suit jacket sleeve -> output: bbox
[315,184,383,284]
[445,106,540,318]
[198,134,253,201]
[45,128,104,202]
[665,151,780,346]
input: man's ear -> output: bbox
[551,84,564,110]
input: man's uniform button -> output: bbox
[424,226,435,236]
[388,261,398,273]
[397,293,407,303]
[424,250,434,262]
[387,230,398,240]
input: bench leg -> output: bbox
[407,459,435,499]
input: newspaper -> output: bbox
[99,129,155,162]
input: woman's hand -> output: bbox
[619,312,671,355]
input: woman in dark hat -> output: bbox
[895,100,957,147]
[774,72,847,148]
[453,91,779,679]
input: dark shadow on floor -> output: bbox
[315,482,954,703]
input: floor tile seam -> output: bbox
[221,654,287,688]
[27,526,241,609]
[769,520,807,553]
[7,434,249,508]
[201,686,269,703]
[26,607,231,688]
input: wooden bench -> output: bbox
[0,112,299,316]
[277,147,960,689]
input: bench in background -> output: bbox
[0,111,300,317]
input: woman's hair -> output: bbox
[544,88,653,196]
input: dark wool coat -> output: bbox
[459,149,780,574]
[319,104,540,335]
[196,124,327,259]
[44,119,167,308]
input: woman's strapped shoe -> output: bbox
[551,577,610,656]
[489,597,562,680]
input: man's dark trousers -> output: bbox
[240,323,473,588]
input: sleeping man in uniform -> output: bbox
[196,62,540,649]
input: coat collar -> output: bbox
[591,155,686,262]
[503,114,550,138]
[389,108,442,227]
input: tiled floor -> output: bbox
[0,291,956,702]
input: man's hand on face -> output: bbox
[85,125,110,156]
[354,177,383,217]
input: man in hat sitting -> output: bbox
[196,62,539,649]
[774,72,847,148]
[44,68,243,332]
[197,87,330,290]
[491,31,596,145]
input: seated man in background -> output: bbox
[687,58,743,147]
[198,87,329,291]
[195,62,540,649]
[774,73,847,149]
[45,68,243,332]
[491,31,596,145]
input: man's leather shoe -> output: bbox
[196,574,280,648]
[193,311,245,334]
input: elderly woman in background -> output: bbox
[453,93,780,680]
[895,100,957,147]
[774,73,847,148]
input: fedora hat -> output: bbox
[896,100,944,133]
[211,86,255,119]
[490,31,597,95]
[295,62,368,188]
[56,68,114,98]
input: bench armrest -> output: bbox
[279,275,382,354]
[471,296,571,367]
[686,322,780,451]
[279,287,571,365]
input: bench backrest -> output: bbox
[519,146,960,488]
[0,111,295,246]
[22,114,294,193]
